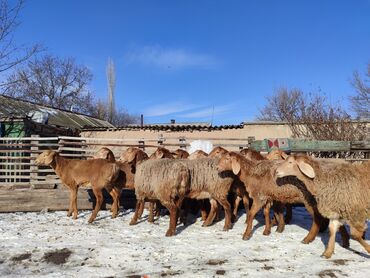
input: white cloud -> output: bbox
[125,45,217,70]
[179,104,236,118]
[143,101,202,117]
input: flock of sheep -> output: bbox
[34,145,370,259]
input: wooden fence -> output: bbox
[0,135,369,212]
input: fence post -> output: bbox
[138,139,145,151]
[30,135,39,189]
[179,137,186,149]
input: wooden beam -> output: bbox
[0,188,136,213]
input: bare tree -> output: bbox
[91,100,139,126]
[258,87,366,141]
[106,57,116,123]
[0,0,41,75]
[350,63,370,119]
[2,55,95,114]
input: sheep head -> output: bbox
[34,150,58,166]
[275,155,316,179]
[171,149,189,159]
[209,146,228,159]
[266,149,288,161]
[149,147,173,159]
[94,147,115,162]
[119,147,148,164]
[188,150,208,160]
[217,152,241,175]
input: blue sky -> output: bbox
[13,0,370,125]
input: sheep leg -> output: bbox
[217,197,232,231]
[233,196,241,220]
[200,200,208,221]
[108,187,120,218]
[165,201,181,237]
[130,200,144,225]
[321,219,341,259]
[242,195,250,223]
[243,200,263,240]
[155,200,162,217]
[349,224,370,253]
[148,202,155,223]
[202,199,218,227]
[88,188,103,223]
[285,204,293,224]
[216,202,223,221]
[262,202,272,236]
[274,202,285,233]
[70,188,78,220]
[301,205,321,244]
[339,225,350,248]
[67,188,74,217]
[137,201,145,219]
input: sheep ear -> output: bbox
[127,152,136,163]
[231,157,241,175]
[157,151,164,159]
[297,161,315,178]
[45,151,56,165]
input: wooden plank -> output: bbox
[0,188,136,212]
[290,140,351,152]
[0,137,58,141]
[0,169,54,173]
[0,175,32,179]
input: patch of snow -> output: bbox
[0,207,369,277]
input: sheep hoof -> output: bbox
[165,230,175,237]
[88,218,94,224]
[67,212,72,217]
[202,222,211,227]
[321,251,333,259]
[276,226,285,233]
[263,230,271,236]
[242,233,252,240]
[301,237,314,244]
[129,219,137,226]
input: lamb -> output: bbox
[129,158,191,236]
[34,150,123,223]
[217,151,330,243]
[275,154,370,258]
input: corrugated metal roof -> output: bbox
[82,122,244,132]
[0,95,114,129]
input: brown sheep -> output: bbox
[130,158,191,236]
[172,149,190,159]
[276,154,370,258]
[34,150,123,223]
[217,152,329,242]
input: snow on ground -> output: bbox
[0,207,369,278]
